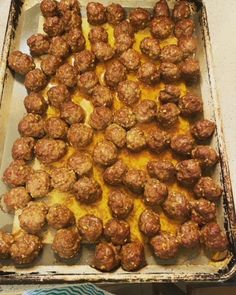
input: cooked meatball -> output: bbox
[150,17,174,39]
[105,124,126,148]
[46,204,75,229]
[194,177,222,202]
[68,152,93,176]
[179,221,200,248]
[93,140,118,166]
[19,202,48,234]
[3,160,32,187]
[40,0,58,17]
[8,51,35,75]
[191,198,216,225]
[176,159,202,186]
[10,233,42,264]
[179,92,203,116]
[191,119,216,141]
[91,85,113,107]
[77,70,99,94]
[160,62,181,83]
[86,2,107,25]
[129,7,151,31]
[91,41,114,62]
[52,228,81,259]
[123,169,147,194]
[104,60,127,88]
[126,127,146,152]
[170,133,195,156]
[134,100,156,123]
[121,241,145,271]
[137,62,160,85]
[43,16,65,37]
[18,114,44,138]
[93,242,120,271]
[160,45,183,63]
[44,117,68,139]
[115,33,134,55]
[89,26,108,44]
[74,50,96,73]
[26,170,51,198]
[117,80,140,106]
[192,145,219,168]
[12,137,35,161]
[24,69,47,92]
[159,84,181,104]
[77,214,103,243]
[147,160,175,182]
[139,209,160,237]
[73,177,102,204]
[106,3,126,25]
[27,33,50,56]
[178,36,197,58]
[50,167,76,192]
[24,92,48,115]
[114,20,135,38]
[66,28,85,53]
[0,230,14,259]
[2,187,31,213]
[49,36,69,58]
[47,84,70,108]
[173,1,191,22]
[153,0,170,17]
[60,9,82,32]
[181,57,200,83]
[60,101,85,125]
[34,138,67,164]
[144,178,168,206]
[108,190,134,219]
[104,219,130,245]
[89,107,113,131]
[57,0,81,13]
[174,18,195,38]
[119,49,140,72]
[103,159,127,186]
[67,123,93,148]
[56,63,77,88]
[145,128,170,153]
[113,106,136,129]
[157,103,180,127]
[140,37,160,60]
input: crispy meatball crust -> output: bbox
[92,42,114,62]
[140,37,161,60]
[108,190,134,219]
[106,3,126,25]
[191,145,219,168]
[137,62,160,85]
[50,167,76,192]
[160,44,183,64]
[26,170,51,198]
[190,119,216,141]
[61,9,82,32]
[92,85,113,108]
[78,70,99,94]
[120,241,145,271]
[104,219,130,245]
[129,8,151,30]
[179,92,203,116]
[170,133,195,156]
[2,187,32,213]
[159,84,181,104]
[103,159,127,186]
[18,114,45,138]
[134,100,156,123]
[49,36,70,58]
[67,123,93,148]
[115,33,134,55]
[73,177,102,204]
[123,169,147,194]
[44,117,68,139]
[89,26,108,44]
[93,140,118,166]
[145,128,170,153]
[178,36,197,58]
[57,0,81,13]
[43,16,65,37]
[157,103,180,127]
[176,159,202,186]
[117,80,141,106]
[12,137,35,161]
[139,209,161,237]
[66,28,85,53]
[180,57,200,83]
[160,62,181,83]
[24,69,47,92]
[74,50,96,73]
[46,204,75,229]
[47,84,70,108]
[173,1,191,22]
[0,230,14,259]
[179,221,200,248]
[114,20,135,38]
[174,19,195,39]
[68,152,93,176]
[77,214,103,243]
[126,127,146,152]
[56,63,78,88]
[89,107,113,130]
[3,160,32,187]
[27,33,50,56]
[60,101,85,125]
[150,17,174,39]
[24,92,48,115]
[86,2,107,25]
[147,160,175,182]
[144,178,168,206]
[191,198,216,225]
[8,51,35,75]
[153,0,170,18]
[113,106,136,129]
[194,177,222,202]
[104,60,127,88]
[40,0,58,17]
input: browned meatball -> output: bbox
[113,106,136,129]
[92,42,114,62]
[44,117,68,139]
[178,36,197,58]
[2,187,32,213]
[18,114,45,138]
[19,202,48,234]
[61,9,82,32]
[46,204,75,229]
[121,241,145,271]
[181,57,200,83]
[192,145,219,168]
[150,17,174,39]
[145,128,169,153]
[119,49,140,72]
[86,2,107,25]
[73,176,102,204]
[27,33,50,56]
[26,170,51,198]
[170,133,195,156]
[134,100,156,123]
[93,242,120,271]
[138,62,160,85]
[66,28,85,53]
[179,92,203,116]
[144,178,168,206]
[50,167,76,192]
[60,101,85,125]
[93,140,118,166]
[160,45,183,63]
[58,0,81,14]
[140,37,160,60]
[0,230,14,259]
[194,177,222,202]
[43,16,65,37]
[147,160,175,182]
[123,169,147,194]
[10,233,42,264]
[3,160,32,187]
[78,70,99,94]
[160,62,181,83]
[74,50,96,73]
[67,123,93,148]
[40,0,58,17]
[108,190,134,219]
[176,159,202,186]
[47,84,70,108]
[91,85,113,108]
[174,19,195,38]
[105,124,126,148]
[106,3,126,25]
[49,36,70,58]
[34,138,67,164]
[191,119,216,141]
[139,209,160,237]
[179,221,200,248]
[8,51,35,75]
[56,63,77,88]
[117,80,140,106]
[126,127,146,152]
[89,107,113,131]
[12,137,35,161]
[24,69,47,92]
[129,7,151,31]
[52,228,81,259]
[153,0,170,18]
[104,60,127,88]
[104,219,130,245]
[114,20,135,38]
[77,214,103,243]
[24,92,47,115]
[157,103,180,127]
[150,232,180,259]
[68,152,93,176]
[103,159,127,186]
[88,26,108,45]
[159,84,181,104]
[191,198,216,225]
[115,33,134,55]
[173,1,191,22]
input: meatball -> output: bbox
[123,169,147,194]
[89,107,113,131]
[113,106,136,129]
[119,49,140,72]
[43,16,65,37]
[191,119,216,141]
[157,103,180,127]
[145,128,169,153]
[26,170,51,198]
[24,69,47,92]
[18,114,44,138]
[27,33,50,56]
[176,159,202,186]
[179,92,203,116]
[57,0,80,13]
[114,20,135,38]
[120,241,145,271]
[66,28,85,53]
[173,1,191,22]
[93,242,120,272]
[191,198,216,225]
[0,230,14,259]
[74,50,96,73]
[150,232,180,259]
[8,51,35,75]
[44,117,68,139]
[160,45,183,63]
[104,219,130,245]
[160,62,181,83]
[108,190,134,219]
[179,221,200,248]
[140,37,160,60]
[91,85,113,108]
[46,204,75,229]
[78,70,99,94]
[181,57,200,83]
[137,62,160,85]
[144,178,168,206]
[3,160,32,187]
[34,138,67,164]
[10,233,42,264]
[56,63,77,88]
[104,60,127,88]
[40,0,58,17]
[52,228,81,259]
[103,160,127,186]
[19,202,48,234]
[159,84,181,104]
[170,133,195,156]
[91,41,114,62]
[115,33,134,55]
[60,101,85,125]
[73,177,102,204]
[106,3,126,25]
[2,187,31,213]
[153,0,170,18]
[134,99,156,123]
[86,2,107,25]
[93,140,118,166]
[77,214,103,243]
[60,9,82,32]
[67,123,93,148]
[48,36,69,58]
[24,92,48,115]
[47,84,70,108]
[194,177,222,202]
[174,19,195,38]
[129,7,151,31]
[126,127,146,152]
[12,137,35,161]
[88,26,108,44]
[178,36,197,58]
[192,145,219,168]
[117,80,140,106]
[150,17,174,39]
[50,167,76,192]
[68,152,93,176]
[139,209,160,237]
[147,160,175,182]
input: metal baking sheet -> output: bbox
[0,0,235,283]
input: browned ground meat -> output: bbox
[176,159,202,186]
[3,160,32,187]
[47,84,70,109]
[150,17,174,39]
[74,50,96,73]
[179,221,200,248]
[10,233,43,264]
[191,198,216,225]
[174,19,195,38]
[93,140,118,166]
[26,170,51,198]
[119,49,140,72]
[24,92,48,115]
[68,152,93,176]
[144,178,168,206]
[92,42,114,62]
[120,241,145,271]
[134,100,156,123]
[8,51,35,75]
[157,103,180,127]
[159,84,181,104]
[18,114,45,138]
[46,204,75,229]
[106,3,125,25]
[178,36,197,58]
[57,0,81,13]
[173,1,191,22]
[180,57,200,83]
[40,0,58,17]
[129,8,151,31]
[50,167,76,192]
[89,107,113,130]
[108,190,134,219]
[56,63,77,88]
[27,33,50,56]
[191,145,219,168]
[0,230,14,259]
[139,209,160,237]
[40,54,60,76]
[86,2,107,25]
[24,69,47,92]
[179,92,203,116]
[43,16,65,37]
[49,36,70,58]
[160,62,181,83]
[44,117,68,139]
[115,33,134,55]
[88,26,108,44]
[93,242,120,271]
[60,9,82,32]
[140,37,160,60]
[117,80,140,106]
[145,128,170,153]
[113,106,136,129]
[105,124,126,148]
[170,133,195,156]
[123,169,147,194]
[60,101,85,125]
[104,60,127,88]
[194,177,222,202]
[66,28,85,53]
[104,219,130,245]
[160,44,183,63]
[114,20,135,38]
[52,228,81,259]
[147,159,176,182]
[126,127,146,152]
[91,85,113,107]
[12,137,35,161]
[190,119,216,141]
[77,214,103,243]
[103,159,127,186]
[138,62,160,85]
[78,70,99,94]
[2,187,32,213]
[73,176,102,204]
[34,138,67,164]
[67,123,93,148]
[153,0,170,18]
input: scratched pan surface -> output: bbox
[0,0,235,283]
